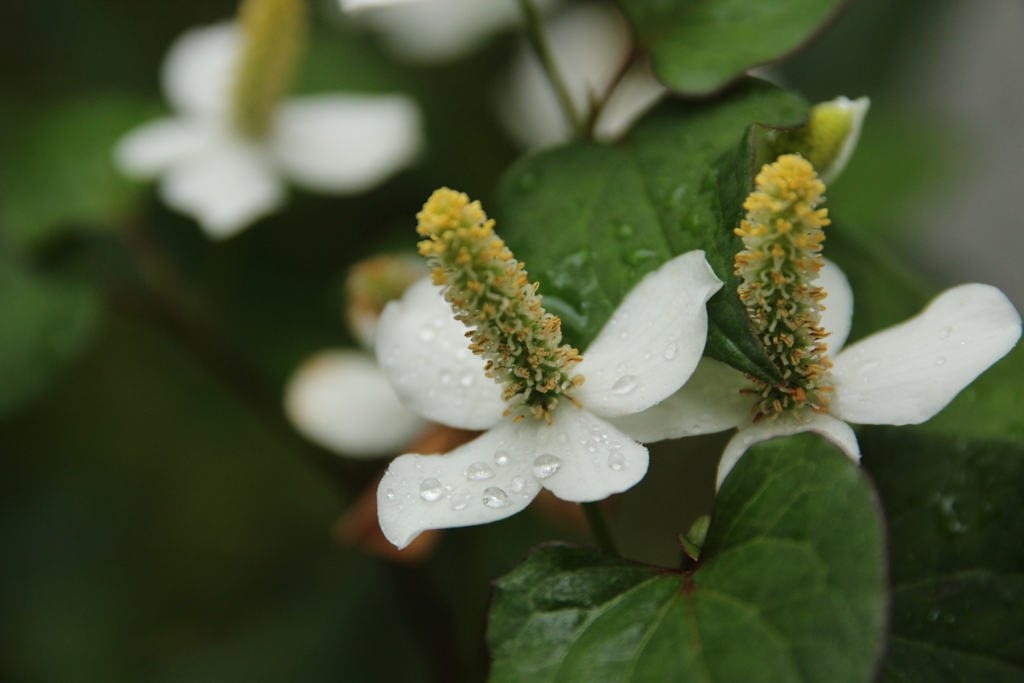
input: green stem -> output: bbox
[516,0,585,139]
[582,502,619,555]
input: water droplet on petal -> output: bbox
[509,476,526,493]
[482,487,510,508]
[664,344,678,360]
[493,450,510,466]
[460,373,474,388]
[385,489,395,501]
[607,450,626,471]
[936,355,946,366]
[466,462,495,480]
[419,478,444,502]
[419,327,436,342]
[533,454,563,480]
[557,433,569,444]
[938,327,954,340]
[450,492,468,510]
[611,375,639,394]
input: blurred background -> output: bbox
[0,0,1020,681]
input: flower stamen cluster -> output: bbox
[232,0,308,139]
[734,154,834,421]
[416,188,584,423]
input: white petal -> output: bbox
[830,284,1021,425]
[160,138,285,239]
[608,358,751,442]
[497,3,633,149]
[574,251,723,418]
[341,0,421,10]
[717,412,860,489]
[377,419,541,549]
[819,257,854,354]
[375,278,507,430]
[273,94,422,194]
[535,402,649,503]
[593,63,667,143]
[354,0,526,64]
[161,22,239,118]
[285,350,428,458]
[113,117,213,179]
[818,96,870,184]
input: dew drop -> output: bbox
[439,370,452,385]
[643,350,651,360]
[418,327,436,343]
[936,355,946,366]
[938,327,954,340]
[466,462,495,480]
[533,454,563,480]
[615,223,634,239]
[509,476,527,493]
[664,344,678,361]
[557,433,569,444]
[385,488,395,501]
[419,478,444,502]
[611,375,640,394]
[450,492,468,511]
[482,487,511,508]
[460,372,474,388]
[493,450,510,466]
[607,450,626,471]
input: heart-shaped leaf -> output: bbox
[617,0,851,96]
[861,427,1024,681]
[497,80,808,383]
[487,432,887,682]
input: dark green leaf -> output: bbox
[488,433,887,682]
[497,80,808,383]
[617,0,850,96]
[861,428,1024,682]
[0,261,101,416]
[0,95,161,246]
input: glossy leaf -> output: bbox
[497,80,808,383]
[0,261,101,416]
[861,427,1024,682]
[617,0,850,96]
[488,433,887,682]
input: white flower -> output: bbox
[496,2,667,149]
[614,260,1022,487]
[373,251,722,548]
[284,254,429,458]
[341,0,553,64]
[114,22,422,238]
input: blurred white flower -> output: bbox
[497,2,667,149]
[615,260,1022,488]
[374,250,722,549]
[285,254,429,458]
[114,22,422,238]
[340,0,554,64]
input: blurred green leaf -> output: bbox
[497,80,808,383]
[0,259,100,416]
[488,433,887,682]
[861,427,1024,682]
[617,0,850,96]
[0,95,161,246]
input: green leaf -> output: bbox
[497,80,808,383]
[617,0,850,96]
[488,433,887,682]
[0,261,101,416]
[0,95,161,246]
[860,428,1024,681]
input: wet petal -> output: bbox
[608,358,751,442]
[830,283,1021,425]
[574,251,722,418]
[718,412,859,489]
[375,278,507,430]
[534,402,649,503]
[284,350,428,458]
[113,117,213,179]
[273,94,422,194]
[377,419,541,549]
[819,257,854,354]
[160,137,285,239]
[162,22,239,118]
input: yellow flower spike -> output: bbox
[735,154,834,422]
[232,0,308,139]
[416,188,583,420]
